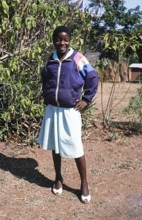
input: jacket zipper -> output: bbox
[55,61,61,106]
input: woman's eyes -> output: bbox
[56,39,69,42]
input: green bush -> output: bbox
[124,87,142,122]
[81,100,96,131]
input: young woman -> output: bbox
[37,26,98,203]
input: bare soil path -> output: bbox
[0,82,142,220]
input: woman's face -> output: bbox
[54,32,70,56]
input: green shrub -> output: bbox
[124,87,142,122]
[81,100,97,131]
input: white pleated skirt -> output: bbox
[37,104,84,158]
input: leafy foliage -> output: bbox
[124,87,142,122]
[81,100,97,131]
[88,0,142,61]
[0,0,93,143]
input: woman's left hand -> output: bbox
[74,100,88,111]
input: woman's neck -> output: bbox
[57,49,70,61]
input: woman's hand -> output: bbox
[74,100,88,111]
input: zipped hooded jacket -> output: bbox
[41,48,98,107]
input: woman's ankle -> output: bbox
[81,181,89,196]
[54,175,63,189]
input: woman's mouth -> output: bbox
[58,47,67,53]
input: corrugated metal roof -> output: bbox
[129,63,142,68]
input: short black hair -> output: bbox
[52,26,71,41]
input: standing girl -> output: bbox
[37,26,98,203]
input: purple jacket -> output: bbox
[42,48,98,107]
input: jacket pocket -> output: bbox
[58,89,79,106]
[43,88,55,101]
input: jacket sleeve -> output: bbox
[82,68,98,103]
[76,53,99,103]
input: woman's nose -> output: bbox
[60,40,65,44]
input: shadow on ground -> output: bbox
[0,153,80,198]
[0,153,53,187]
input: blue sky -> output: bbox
[124,0,142,9]
[83,0,142,9]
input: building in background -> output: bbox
[128,63,142,82]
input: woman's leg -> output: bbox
[75,155,89,196]
[52,150,63,189]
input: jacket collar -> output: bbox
[53,47,74,61]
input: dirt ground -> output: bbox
[0,82,142,220]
